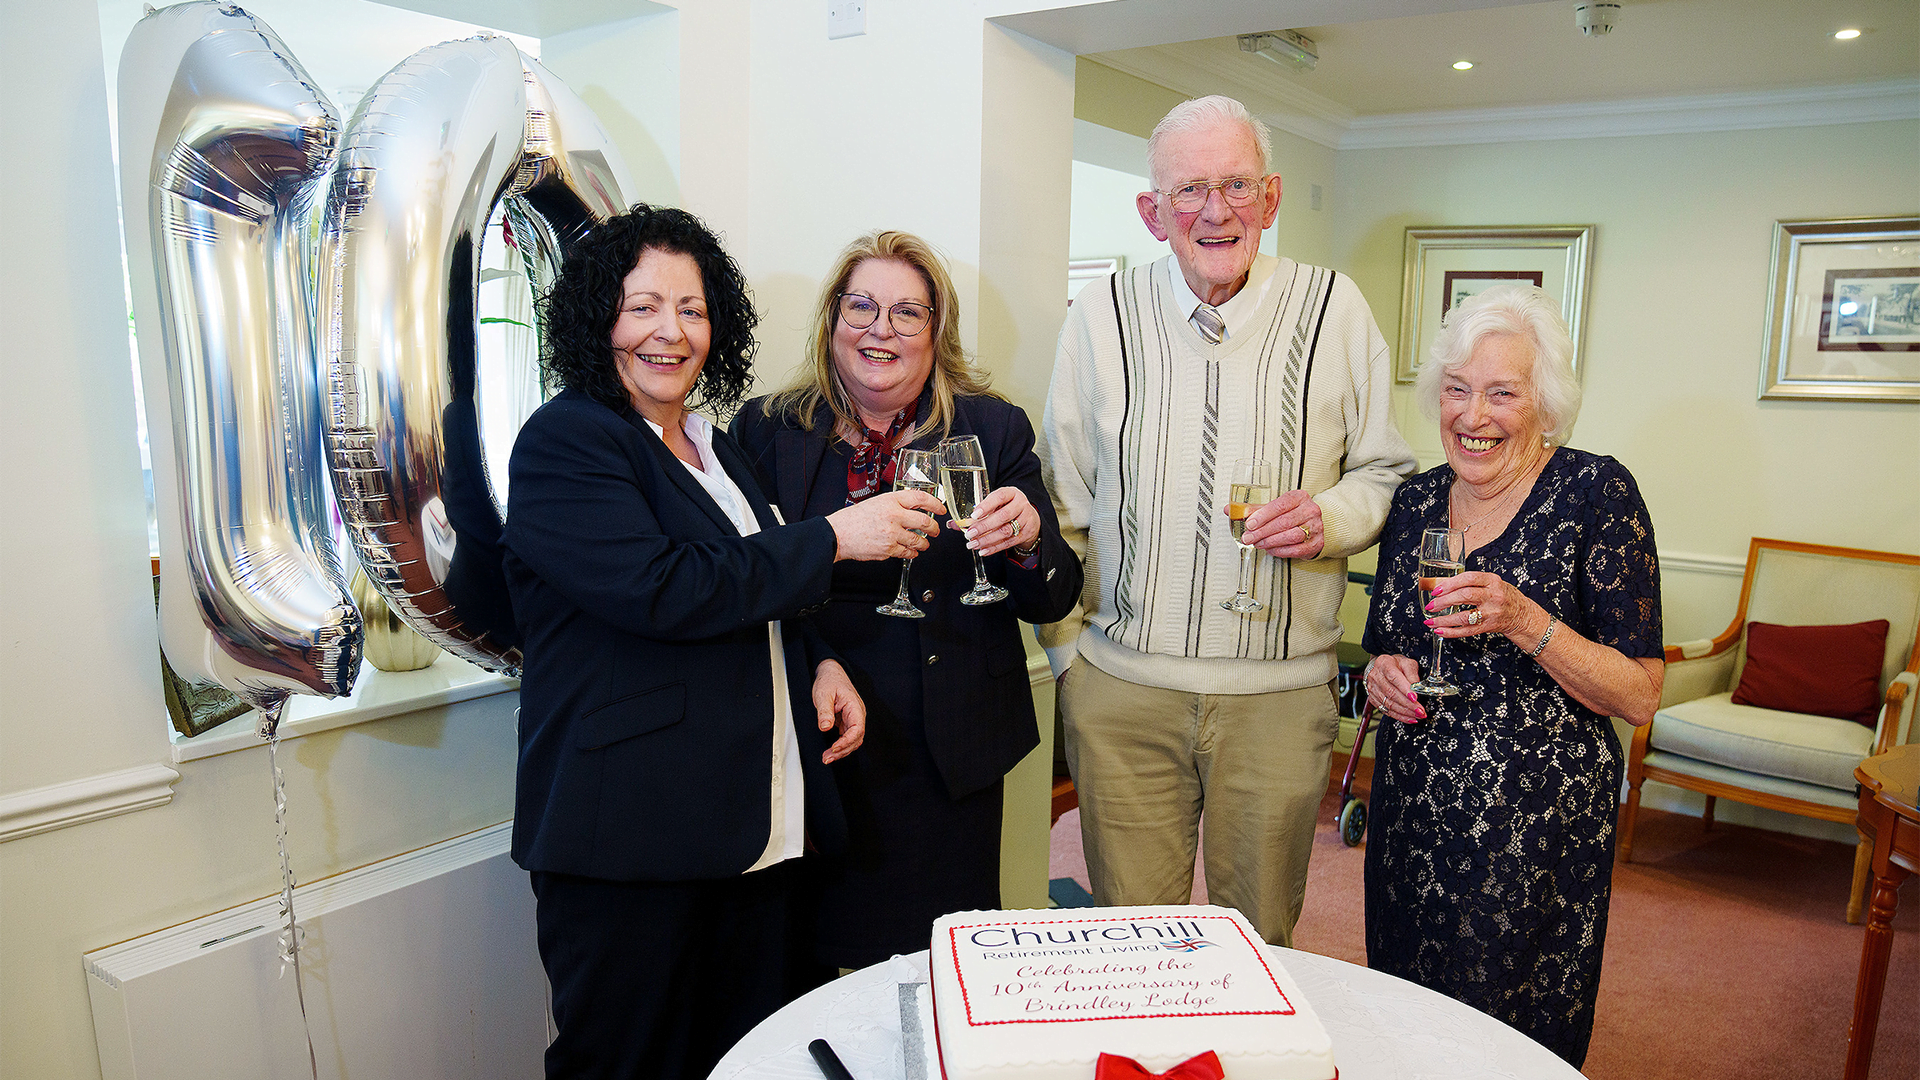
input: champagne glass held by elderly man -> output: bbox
[501,205,945,1080]
[732,231,1081,969]
[1361,282,1664,1068]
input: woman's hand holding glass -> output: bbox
[959,485,1040,558]
[1364,654,1428,724]
[1425,571,1550,644]
[938,435,1010,605]
[826,489,944,562]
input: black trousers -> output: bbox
[531,860,829,1080]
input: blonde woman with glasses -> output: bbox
[733,230,1081,969]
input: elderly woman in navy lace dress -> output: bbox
[1360,283,1664,1067]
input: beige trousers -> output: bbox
[1059,657,1338,947]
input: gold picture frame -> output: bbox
[1759,216,1920,403]
[1395,225,1593,383]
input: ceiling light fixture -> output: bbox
[1834,28,1862,40]
[1453,60,1474,70]
[1238,30,1318,72]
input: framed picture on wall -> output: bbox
[1395,225,1593,383]
[1067,257,1124,306]
[1760,216,1920,402]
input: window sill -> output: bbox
[169,654,519,763]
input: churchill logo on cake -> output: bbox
[967,917,1217,952]
[947,914,1294,1026]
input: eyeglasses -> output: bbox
[838,293,932,337]
[1156,176,1265,213]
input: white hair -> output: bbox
[1146,95,1272,190]
[1415,282,1583,446]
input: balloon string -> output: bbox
[266,722,321,1080]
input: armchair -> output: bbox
[1620,538,1920,923]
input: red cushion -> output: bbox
[1731,620,1890,727]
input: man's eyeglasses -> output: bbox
[1156,176,1265,214]
[838,293,932,337]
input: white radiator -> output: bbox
[84,822,547,1080]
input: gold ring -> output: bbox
[1299,524,1311,544]
[1011,520,1022,537]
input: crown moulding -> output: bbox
[1087,53,1919,150]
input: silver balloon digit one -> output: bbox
[323,40,630,676]
[119,1,362,733]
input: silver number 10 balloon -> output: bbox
[120,2,631,732]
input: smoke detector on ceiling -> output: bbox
[1574,2,1621,36]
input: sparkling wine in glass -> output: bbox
[1222,458,1275,613]
[1409,527,1467,697]
[877,449,943,619]
[938,435,1009,605]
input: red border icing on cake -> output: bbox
[946,915,1297,1027]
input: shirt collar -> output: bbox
[1166,252,1279,342]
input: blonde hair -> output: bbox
[1415,282,1583,447]
[763,231,999,442]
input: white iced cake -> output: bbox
[928,905,1335,1080]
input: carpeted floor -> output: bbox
[1047,753,1918,1080]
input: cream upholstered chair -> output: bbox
[1620,538,1920,923]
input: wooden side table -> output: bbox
[1845,743,1919,1080]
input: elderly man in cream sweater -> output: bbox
[1040,95,1415,946]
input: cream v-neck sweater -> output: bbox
[1040,254,1416,695]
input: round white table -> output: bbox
[712,948,1582,1080]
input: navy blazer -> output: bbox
[731,390,1082,798]
[504,389,846,881]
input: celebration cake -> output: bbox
[927,905,1335,1080]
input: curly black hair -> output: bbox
[539,203,759,416]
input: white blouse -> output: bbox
[645,412,806,872]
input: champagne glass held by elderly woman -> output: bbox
[732,230,1082,969]
[1360,282,1664,1068]
[501,205,943,1080]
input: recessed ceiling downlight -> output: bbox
[1833,28,1862,40]
[1453,60,1474,70]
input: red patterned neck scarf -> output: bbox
[844,400,920,505]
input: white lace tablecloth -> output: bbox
[710,948,1580,1080]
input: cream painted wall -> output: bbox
[1334,120,1920,644]
[542,9,683,208]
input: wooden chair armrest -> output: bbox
[1871,671,1917,755]
[1659,648,1738,709]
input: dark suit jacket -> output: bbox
[504,389,846,881]
[731,390,1082,798]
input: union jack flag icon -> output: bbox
[1161,939,1215,951]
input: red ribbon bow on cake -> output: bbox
[1094,1051,1225,1080]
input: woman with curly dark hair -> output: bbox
[503,204,945,1080]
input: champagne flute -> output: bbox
[876,449,943,618]
[1221,458,1275,613]
[938,435,1010,605]
[1409,527,1467,697]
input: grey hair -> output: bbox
[1146,95,1272,190]
[1415,282,1582,447]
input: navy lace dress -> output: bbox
[1361,447,1661,1067]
